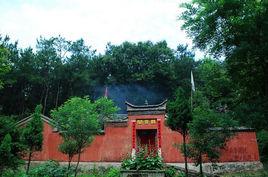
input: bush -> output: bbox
[257,130,268,162]
[0,169,27,177]
[77,167,120,177]
[164,166,185,177]
[29,160,72,177]
[105,168,120,177]
[121,147,164,170]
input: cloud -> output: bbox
[0,0,202,57]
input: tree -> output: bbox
[51,97,100,177]
[196,58,234,110]
[166,88,192,176]
[94,97,119,129]
[0,134,13,172]
[0,46,10,89]
[0,116,25,172]
[180,0,268,130]
[21,105,43,174]
[187,91,236,176]
[58,139,78,172]
[171,44,196,93]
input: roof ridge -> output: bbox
[125,99,167,108]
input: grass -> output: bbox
[221,162,268,177]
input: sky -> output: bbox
[0,0,203,57]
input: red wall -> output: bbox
[29,116,260,163]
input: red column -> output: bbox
[157,120,162,148]
[131,121,136,157]
[132,121,136,149]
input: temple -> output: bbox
[17,100,262,172]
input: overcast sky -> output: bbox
[0,0,203,57]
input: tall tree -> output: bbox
[188,91,236,176]
[166,88,192,176]
[180,0,268,129]
[0,116,24,173]
[51,97,100,177]
[196,58,234,110]
[0,45,10,89]
[171,45,196,94]
[0,134,13,172]
[21,105,43,174]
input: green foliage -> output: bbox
[28,160,71,177]
[0,169,27,177]
[0,134,13,171]
[51,97,100,147]
[121,147,164,170]
[76,167,120,177]
[22,105,43,152]
[104,168,120,177]
[51,97,100,176]
[58,138,79,166]
[0,163,120,177]
[0,116,24,172]
[257,130,268,162]
[180,0,268,133]
[164,166,185,177]
[166,87,191,176]
[59,139,78,155]
[188,91,237,175]
[0,44,11,89]
[21,105,43,173]
[232,98,268,131]
[196,58,234,110]
[166,88,191,134]
[94,97,119,129]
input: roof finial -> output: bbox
[145,99,148,105]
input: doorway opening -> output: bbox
[137,129,157,153]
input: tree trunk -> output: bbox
[66,156,72,177]
[183,133,189,177]
[26,150,33,174]
[40,84,46,105]
[43,84,49,114]
[74,150,81,177]
[55,83,60,108]
[67,156,72,170]
[199,153,203,177]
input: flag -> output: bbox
[104,86,108,97]
[191,71,195,92]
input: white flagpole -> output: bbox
[191,71,195,111]
[191,71,195,92]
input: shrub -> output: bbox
[105,167,120,177]
[164,166,185,177]
[28,160,72,177]
[77,167,120,177]
[121,147,164,170]
[257,130,268,162]
[0,169,27,177]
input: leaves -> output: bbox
[166,88,191,134]
[187,91,237,169]
[121,147,164,170]
[21,105,43,152]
